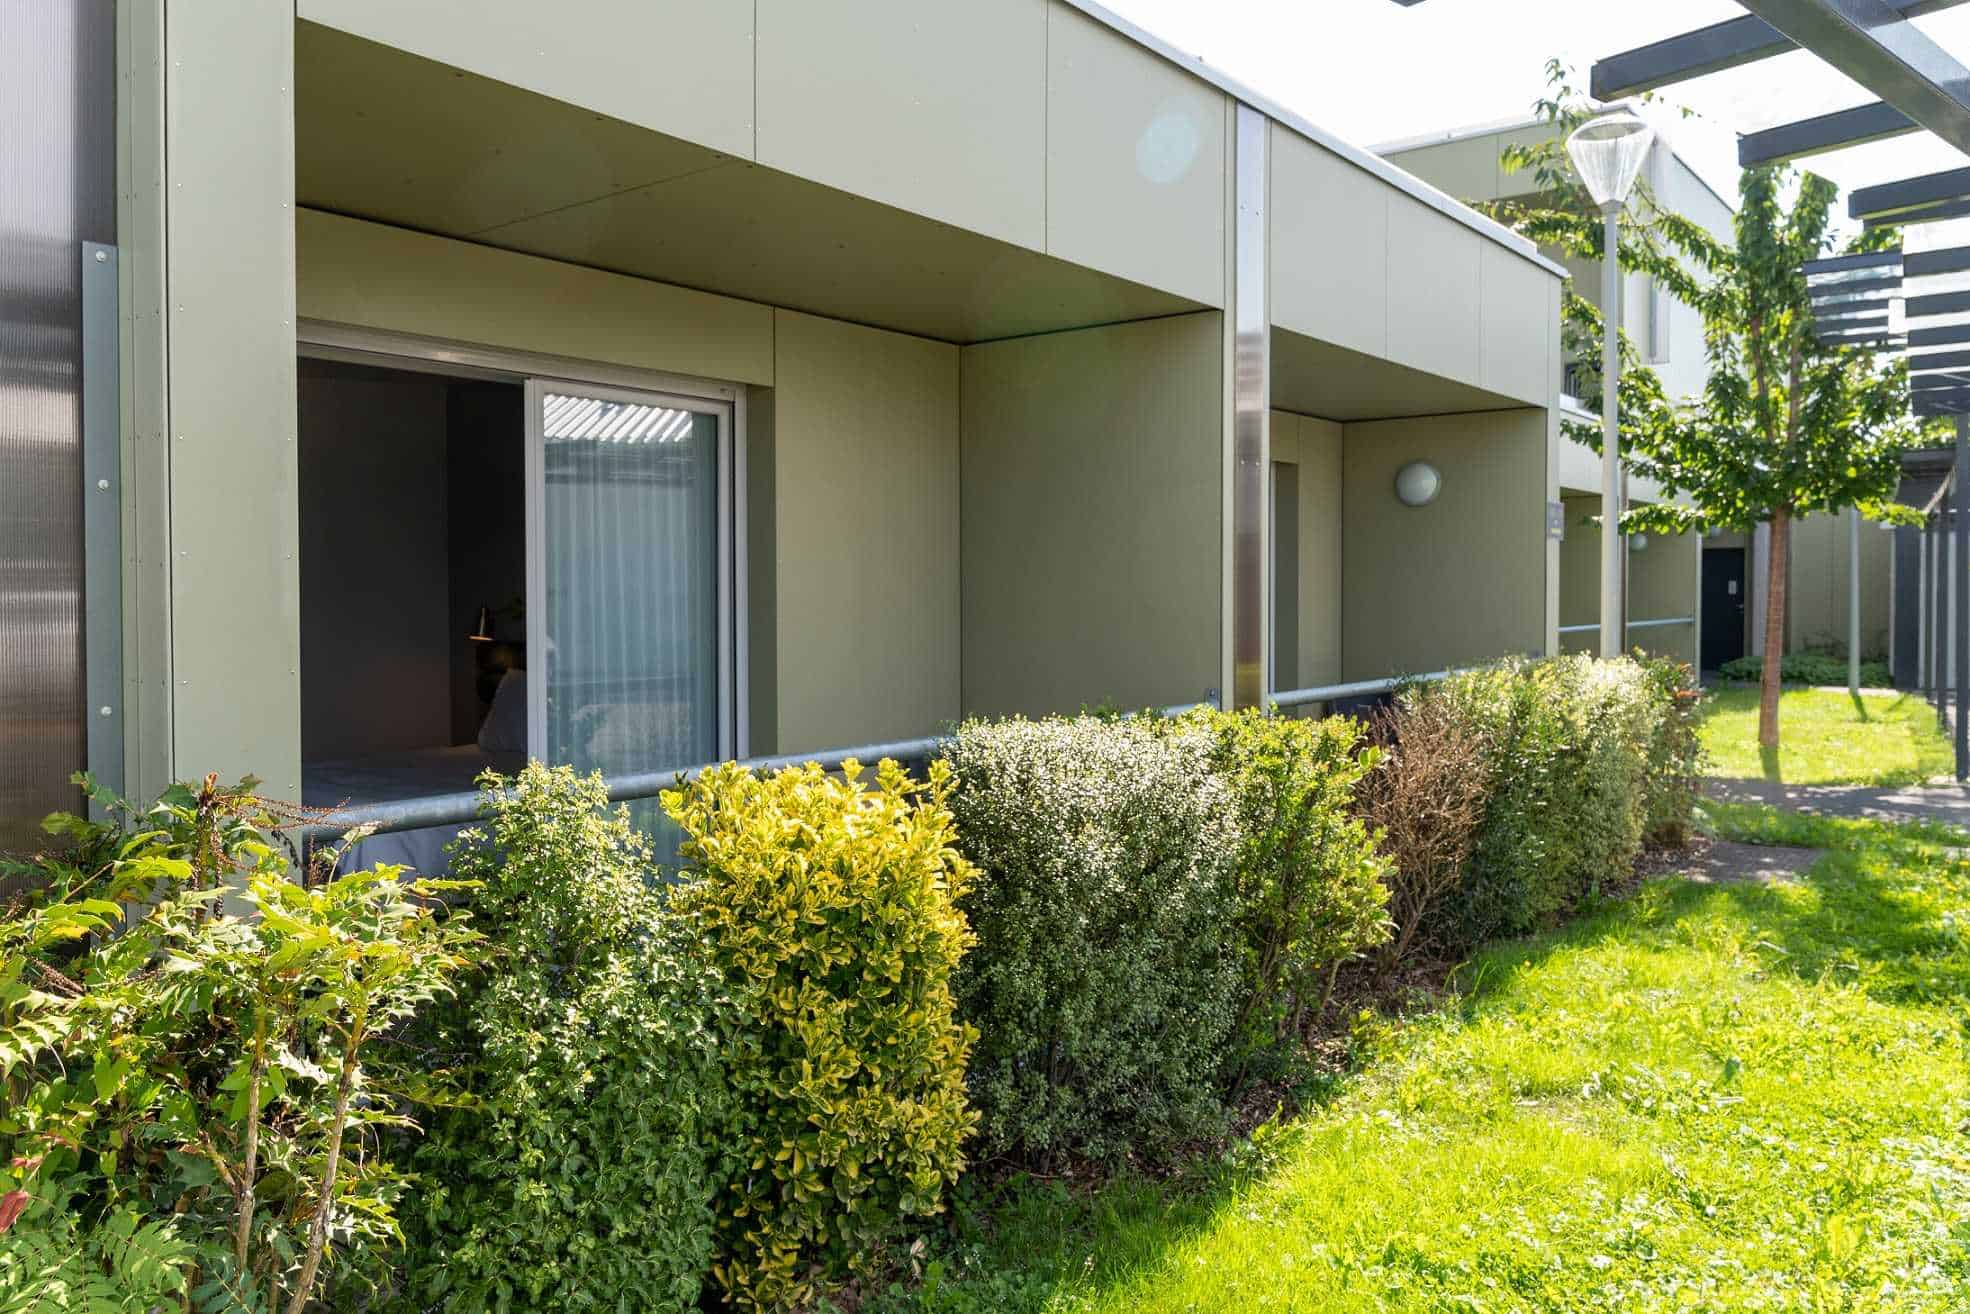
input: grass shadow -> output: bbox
[1850,690,1872,721]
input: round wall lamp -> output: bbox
[1394,460,1441,507]
[1629,533,1648,552]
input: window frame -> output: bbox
[296,318,748,763]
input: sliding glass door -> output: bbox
[525,380,732,780]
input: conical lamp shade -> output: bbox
[1565,110,1654,210]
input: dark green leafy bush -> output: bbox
[1182,709,1390,1074]
[665,758,976,1314]
[1718,650,1892,687]
[947,716,1241,1167]
[397,763,727,1314]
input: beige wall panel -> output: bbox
[1297,415,1344,689]
[1342,409,1546,678]
[756,0,1046,250]
[119,0,173,802]
[1479,242,1552,407]
[1385,193,1482,387]
[962,313,1222,716]
[1045,4,1225,305]
[746,385,778,755]
[1270,127,1388,359]
[1383,138,1500,205]
[297,210,774,386]
[1629,529,1700,666]
[164,2,301,795]
[1559,493,1601,637]
[771,311,960,753]
[1788,512,1892,658]
[295,0,756,159]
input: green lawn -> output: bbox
[871,806,1970,1313]
[1698,687,1953,787]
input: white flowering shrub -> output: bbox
[946,716,1241,1166]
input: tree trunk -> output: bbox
[1759,508,1790,749]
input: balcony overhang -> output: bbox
[297,21,1198,345]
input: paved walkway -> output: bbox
[1705,776,1970,829]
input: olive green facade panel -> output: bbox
[1384,192,1482,387]
[1787,511,1892,659]
[770,311,961,754]
[294,0,757,159]
[961,312,1223,717]
[1045,3,1225,307]
[1269,126,1388,360]
[1269,410,1342,692]
[295,210,775,386]
[1629,528,1700,666]
[119,0,173,804]
[1341,409,1547,680]
[1479,242,1554,407]
[756,0,1047,251]
[296,21,735,240]
[1558,492,1602,637]
[165,1,301,797]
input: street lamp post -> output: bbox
[1566,109,1656,660]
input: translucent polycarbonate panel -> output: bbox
[1,0,113,852]
[538,391,721,781]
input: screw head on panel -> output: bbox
[98,706,112,718]
[93,250,107,263]
[97,478,110,491]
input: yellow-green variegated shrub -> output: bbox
[664,758,977,1314]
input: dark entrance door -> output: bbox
[1701,548,1747,671]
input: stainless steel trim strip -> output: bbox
[1231,103,1269,710]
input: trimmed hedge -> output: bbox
[399,763,727,1314]
[1718,650,1892,688]
[27,655,1696,1313]
[664,758,977,1314]
[1183,708,1390,1078]
[1409,655,1697,951]
[946,716,1241,1166]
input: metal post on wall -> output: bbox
[81,241,123,806]
[1936,503,1950,727]
[1956,413,1968,782]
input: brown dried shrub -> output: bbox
[1356,695,1495,970]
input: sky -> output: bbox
[1099,0,1970,212]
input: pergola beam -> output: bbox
[1591,0,1962,100]
[1734,0,1970,157]
[1851,166,1970,220]
[1738,99,1916,165]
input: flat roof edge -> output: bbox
[1057,0,1568,281]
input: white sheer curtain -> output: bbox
[537,390,720,781]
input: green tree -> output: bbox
[1491,65,1925,749]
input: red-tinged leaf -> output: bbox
[0,1190,29,1232]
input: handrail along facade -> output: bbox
[295,701,1213,845]
[1555,616,1697,635]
